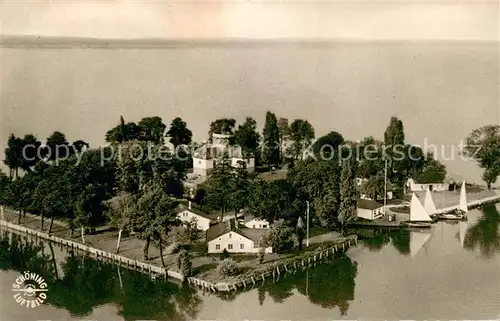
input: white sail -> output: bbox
[410,231,432,257]
[459,221,467,248]
[410,193,433,222]
[424,189,437,215]
[459,181,468,212]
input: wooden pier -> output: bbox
[0,219,357,292]
[350,193,500,229]
[435,193,500,214]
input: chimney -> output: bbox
[188,200,192,209]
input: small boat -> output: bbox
[437,181,467,221]
[401,193,433,228]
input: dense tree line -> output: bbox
[1,115,194,263]
[1,112,457,260]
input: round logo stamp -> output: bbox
[12,271,48,308]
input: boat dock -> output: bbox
[435,193,500,214]
[351,191,500,229]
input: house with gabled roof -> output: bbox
[192,133,255,177]
[242,214,270,229]
[206,219,272,254]
[407,178,450,192]
[175,203,218,231]
[357,199,385,221]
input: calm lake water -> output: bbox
[0,204,499,321]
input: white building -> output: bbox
[357,199,385,221]
[175,204,217,231]
[206,219,272,254]
[407,178,449,192]
[192,133,255,176]
[242,214,270,229]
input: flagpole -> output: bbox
[306,200,310,248]
[384,159,388,211]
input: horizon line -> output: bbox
[2,34,497,48]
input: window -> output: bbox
[229,233,232,239]
[262,225,267,228]
[240,244,244,249]
[198,160,202,164]
[253,225,255,228]
[216,244,220,250]
[228,244,233,250]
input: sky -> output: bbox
[1,1,499,40]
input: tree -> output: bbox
[287,160,340,228]
[177,250,193,281]
[45,131,70,161]
[203,155,233,220]
[168,218,201,246]
[261,111,280,168]
[115,140,148,194]
[384,117,405,176]
[166,117,193,149]
[20,134,42,172]
[313,184,340,230]
[289,119,315,160]
[132,186,179,261]
[265,219,294,253]
[296,216,305,251]
[104,192,136,253]
[338,160,359,235]
[3,178,23,223]
[4,134,23,178]
[226,161,255,220]
[72,140,90,153]
[415,154,447,184]
[464,125,500,189]
[398,144,426,179]
[151,146,187,198]
[138,117,166,144]
[361,172,386,201]
[73,184,98,243]
[105,116,141,143]
[312,131,344,161]
[233,117,260,157]
[209,118,236,136]
[0,170,10,220]
[355,137,384,179]
[247,180,303,224]
[277,117,290,163]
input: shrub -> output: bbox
[217,258,237,277]
[266,219,294,253]
[221,248,230,259]
[258,248,265,264]
[177,250,192,280]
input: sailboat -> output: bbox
[438,181,467,220]
[410,230,432,257]
[401,193,433,228]
[423,189,438,217]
